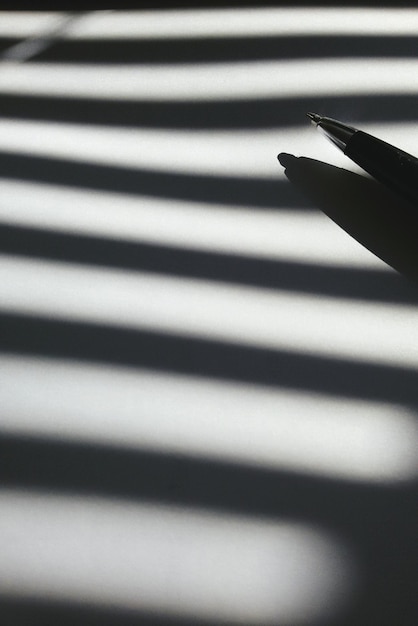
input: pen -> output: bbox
[306,113,418,208]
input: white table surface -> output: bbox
[0,7,417,626]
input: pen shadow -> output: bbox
[278,154,418,284]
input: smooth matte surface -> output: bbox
[0,7,417,626]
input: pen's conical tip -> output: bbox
[306,112,321,125]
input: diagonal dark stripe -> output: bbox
[2,431,415,525]
[1,432,416,626]
[0,597,208,626]
[0,151,298,208]
[0,594,224,626]
[1,222,417,304]
[0,312,417,406]
[0,92,417,130]
[32,34,418,64]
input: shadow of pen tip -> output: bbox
[277,152,298,168]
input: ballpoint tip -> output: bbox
[306,112,321,125]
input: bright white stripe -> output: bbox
[0,119,311,177]
[60,8,418,39]
[0,179,385,269]
[0,59,416,100]
[1,119,417,178]
[1,356,417,483]
[0,12,65,37]
[0,489,355,624]
[0,255,416,368]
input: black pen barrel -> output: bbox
[345,131,418,207]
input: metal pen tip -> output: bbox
[306,112,321,125]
